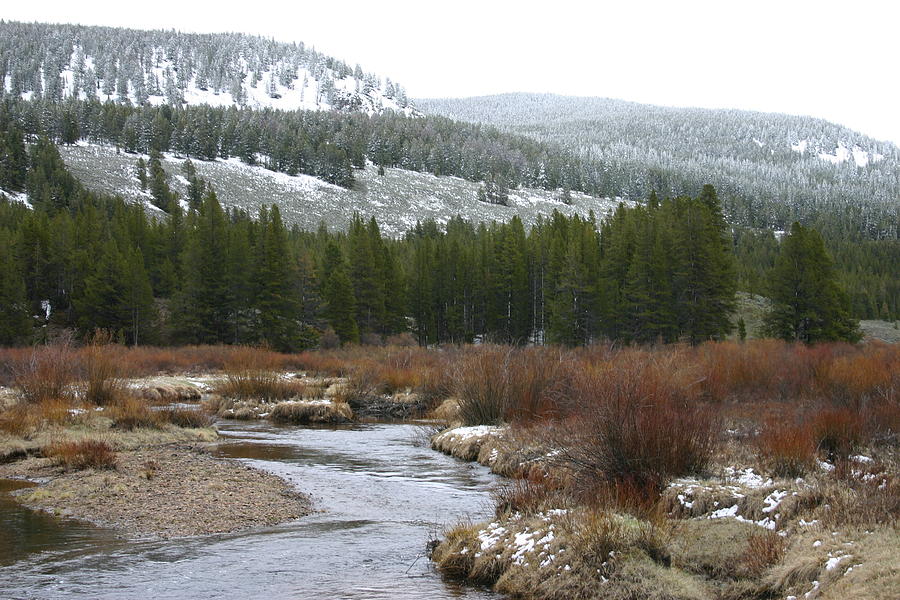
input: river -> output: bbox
[0,421,500,599]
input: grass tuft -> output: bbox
[45,439,117,471]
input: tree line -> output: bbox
[1,134,862,347]
[2,96,624,194]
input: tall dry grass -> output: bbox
[216,346,306,401]
[45,439,117,471]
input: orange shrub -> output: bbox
[14,340,78,403]
[811,406,866,460]
[757,415,817,477]
[551,355,717,495]
[45,439,117,470]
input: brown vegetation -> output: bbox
[44,439,117,471]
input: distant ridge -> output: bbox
[418,93,900,239]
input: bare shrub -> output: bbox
[0,403,40,437]
[503,347,573,424]
[385,332,417,347]
[81,330,128,406]
[757,415,817,477]
[318,328,341,350]
[812,406,865,460]
[14,337,77,404]
[45,439,117,471]
[453,346,514,426]
[551,356,717,495]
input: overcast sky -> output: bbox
[5,0,899,144]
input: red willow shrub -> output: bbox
[550,354,717,496]
[757,413,818,477]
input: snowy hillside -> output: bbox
[0,21,415,115]
[418,94,900,238]
[57,144,623,237]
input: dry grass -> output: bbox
[433,506,705,600]
[44,439,117,471]
[217,346,306,401]
[107,396,163,430]
[269,400,353,424]
[160,408,214,429]
[741,531,785,577]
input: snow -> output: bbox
[817,143,852,165]
[477,522,507,554]
[818,459,836,472]
[707,489,792,531]
[790,138,883,168]
[442,425,503,441]
[40,300,52,320]
[4,191,33,209]
[10,46,417,118]
[826,555,850,571]
[762,490,789,513]
[723,467,773,488]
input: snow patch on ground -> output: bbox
[723,467,773,488]
[3,190,33,209]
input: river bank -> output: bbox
[429,423,900,600]
[1,442,310,538]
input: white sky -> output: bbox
[4,0,899,144]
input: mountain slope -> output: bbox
[0,21,414,115]
[418,94,900,238]
[56,143,622,236]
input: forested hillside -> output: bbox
[0,133,742,348]
[0,23,896,327]
[0,21,413,114]
[418,94,900,240]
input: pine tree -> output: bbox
[670,188,736,344]
[0,235,31,345]
[148,149,175,211]
[255,205,302,350]
[321,242,359,344]
[764,222,860,343]
[347,214,385,334]
[172,190,231,343]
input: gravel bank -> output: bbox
[1,444,311,538]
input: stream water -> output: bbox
[0,421,500,599]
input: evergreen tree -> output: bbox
[255,205,302,350]
[764,222,860,343]
[172,190,231,343]
[148,149,175,211]
[321,242,359,344]
[347,213,385,334]
[0,235,31,345]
